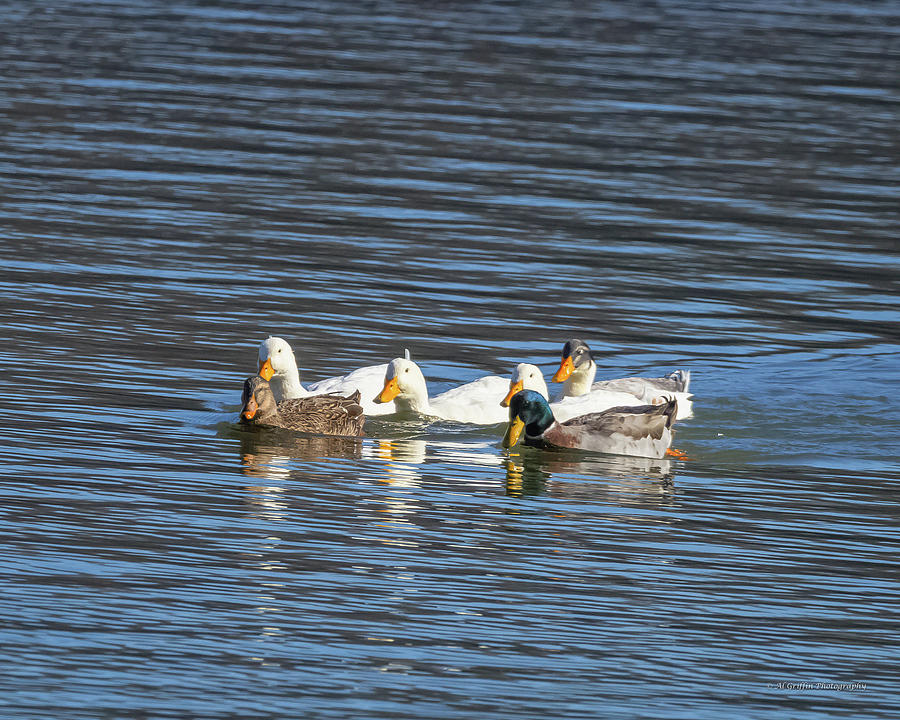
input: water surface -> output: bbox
[2,1,899,718]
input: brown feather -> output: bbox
[240,377,365,437]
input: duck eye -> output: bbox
[277,348,282,354]
[404,368,409,373]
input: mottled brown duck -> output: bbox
[240,376,365,437]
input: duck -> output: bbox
[502,389,679,459]
[551,338,693,419]
[240,375,365,436]
[501,363,649,423]
[257,336,394,416]
[373,351,510,424]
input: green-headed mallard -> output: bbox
[502,389,679,459]
[501,362,645,421]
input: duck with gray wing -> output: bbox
[551,338,693,419]
[502,389,679,459]
[240,376,365,437]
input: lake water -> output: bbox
[2,1,899,717]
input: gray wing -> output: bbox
[562,399,677,441]
[646,370,690,393]
[596,370,690,395]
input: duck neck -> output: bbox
[393,383,432,418]
[256,404,281,426]
[524,406,555,439]
[563,358,596,397]
[272,364,309,402]
[252,388,282,425]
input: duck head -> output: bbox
[373,355,429,413]
[241,376,279,424]
[257,336,298,382]
[551,339,597,396]
[501,363,550,407]
[502,389,555,448]
[551,339,594,382]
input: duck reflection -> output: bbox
[364,439,426,535]
[365,438,427,486]
[243,482,289,522]
[225,426,369,661]
[370,438,426,466]
[365,438,504,486]
[504,454,552,497]
[238,454,292,656]
[504,446,676,504]
[233,425,364,481]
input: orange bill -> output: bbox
[501,380,523,407]
[551,355,574,383]
[258,358,274,381]
[374,376,400,404]
[242,394,259,420]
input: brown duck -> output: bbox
[240,376,365,437]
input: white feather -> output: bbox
[257,337,396,416]
[379,356,509,424]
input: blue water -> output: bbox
[2,1,899,717]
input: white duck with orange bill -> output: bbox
[257,336,395,416]
[373,351,509,425]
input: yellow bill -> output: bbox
[502,416,525,448]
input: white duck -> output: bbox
[373,352,509,425]
[501,363,649,423]
[551,339,693,420]
[257,336,395,416]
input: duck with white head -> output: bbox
[257,336,395,416]
[501,362,648,423]
[374,350,509,425]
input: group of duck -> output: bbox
[239,337,693,460]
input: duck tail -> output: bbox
[345,390,364,419]
[661,395,678,428]
[666,369,691,393]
